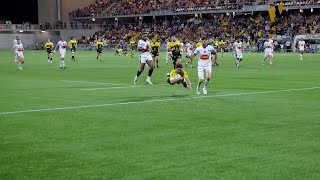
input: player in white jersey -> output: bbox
[189,39,217,95]
[185,41,194,68]
[133,33,154,85]
[12,38,25,70]
[179,41,184,56]
[232,38,244,68]
[54,36,68,69]
[262,38,273,66]
[297,38,306,61]
[165,38,170,64]
[12,36,19,62]
[268,38,274,52]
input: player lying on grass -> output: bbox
[166,63,192,90]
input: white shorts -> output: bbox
[298,48,305,52]
[235,51,243,59]
[187,51,193,57]
[60,50,66,58]
[197,65,212,80]
[16,52,24,58]
[264,50,273,57]
[140,52,153,64]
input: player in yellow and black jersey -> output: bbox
[68,37,78,61]
[218,40,226,58]
[150,39,160,68]
[96,38,104,62]
[167,36,182,69]
[166,63,192,89]
[44,39,54,63]
[129,38,136,58]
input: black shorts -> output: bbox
[152,52,159,57]
[71,47,76,52]
[47,49,52,53]
[97,49,102,53]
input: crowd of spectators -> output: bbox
[174,0,244,12]
[75,10,319,53]
[68,0,320,18]
[69,0,115,18]
[110,0,170,16]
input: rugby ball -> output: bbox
[175,74,182,80]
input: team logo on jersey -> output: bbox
[200,54,210,60]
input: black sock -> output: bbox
[148,68,154,76]
[50,58,52,60]
[136,70,142,77]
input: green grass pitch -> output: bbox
[0,49,320,179]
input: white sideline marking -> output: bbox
[0,86,319,115]
[61,80,127,86]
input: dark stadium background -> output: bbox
[0,0,38,24]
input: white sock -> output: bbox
[236,60,239,65]
[62,61,65,67]
[300,54,303,59]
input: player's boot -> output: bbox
[146,78,153,85]
[134,76,138,85]
[203,87,207,95]
[196,86,201,95]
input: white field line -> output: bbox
[60,80,128,86]
[0,86,319,115]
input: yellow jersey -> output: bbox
[196,42,202,48]
[68,39,77,48]
[44,42,54,49]
[150,42,160,53]
[219,41,226,48]
[96,41,104,49]
[169,69,188,79]
[130,41,135,47]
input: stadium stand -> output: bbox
[1,0,319,51]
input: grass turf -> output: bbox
[0,50,320,179]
